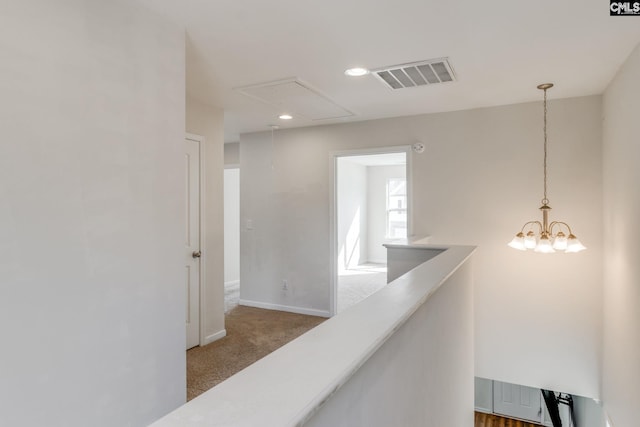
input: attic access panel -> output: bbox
[235,78,354,121]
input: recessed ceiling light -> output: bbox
[344,67,370,77]
[278,114,293,120]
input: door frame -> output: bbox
[186,133,205,347]
[329,145,413,316]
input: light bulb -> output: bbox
[344,67,370,77]
[552,231,568,251]
[524,231,537,249]
[565,234,587,253]
[508,232,526,250]
[534,235,555,253]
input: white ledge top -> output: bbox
[382,235,432,248]
[150,244,476,427]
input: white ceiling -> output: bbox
[136,0,640,142]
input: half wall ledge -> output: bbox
[150,243,476,427]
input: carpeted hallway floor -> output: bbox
[187,305,326,400]
[190,267,385,401]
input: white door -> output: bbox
[185,138,201,349]
[493,381,542,423]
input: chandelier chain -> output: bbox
[542,87,548,205]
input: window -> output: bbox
[386,178,407,238]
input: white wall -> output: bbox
[224,142,240,166]
[239,95,602,398]
[474,377,493,413]
[367,165,406,263]
[0,1,185,425]
[573,395,606,427]
[237,129,331,316]
[386,247,443,282]
[337,158,368,270]
[186,97,226,344]
[224,168,240,284]
[602,43,640,427]
[305,255,474,427]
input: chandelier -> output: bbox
[508,83,586,253]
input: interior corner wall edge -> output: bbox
[224,168,241,283]
[602,42,640,427]
[0,1,186,426]
[186,97,226,342]
[239,95,603,398]
[224,142,240,166]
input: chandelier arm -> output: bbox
[549,221,573,237]
[520,221,543,234]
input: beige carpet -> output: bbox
[338,263,387,313]
[187,305,326,400]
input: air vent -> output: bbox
[372,58,456,90]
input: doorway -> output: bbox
[224,167,240,312]
[331,147,410,315]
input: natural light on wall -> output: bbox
[386,178,407,238]
[343,208,362,270]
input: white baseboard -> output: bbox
[239,299,331,318]
[366,258,386,265]
[224,280,240,287]
[202,329,226,346]
[474,407,492,414]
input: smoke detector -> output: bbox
[372,58,456,90]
